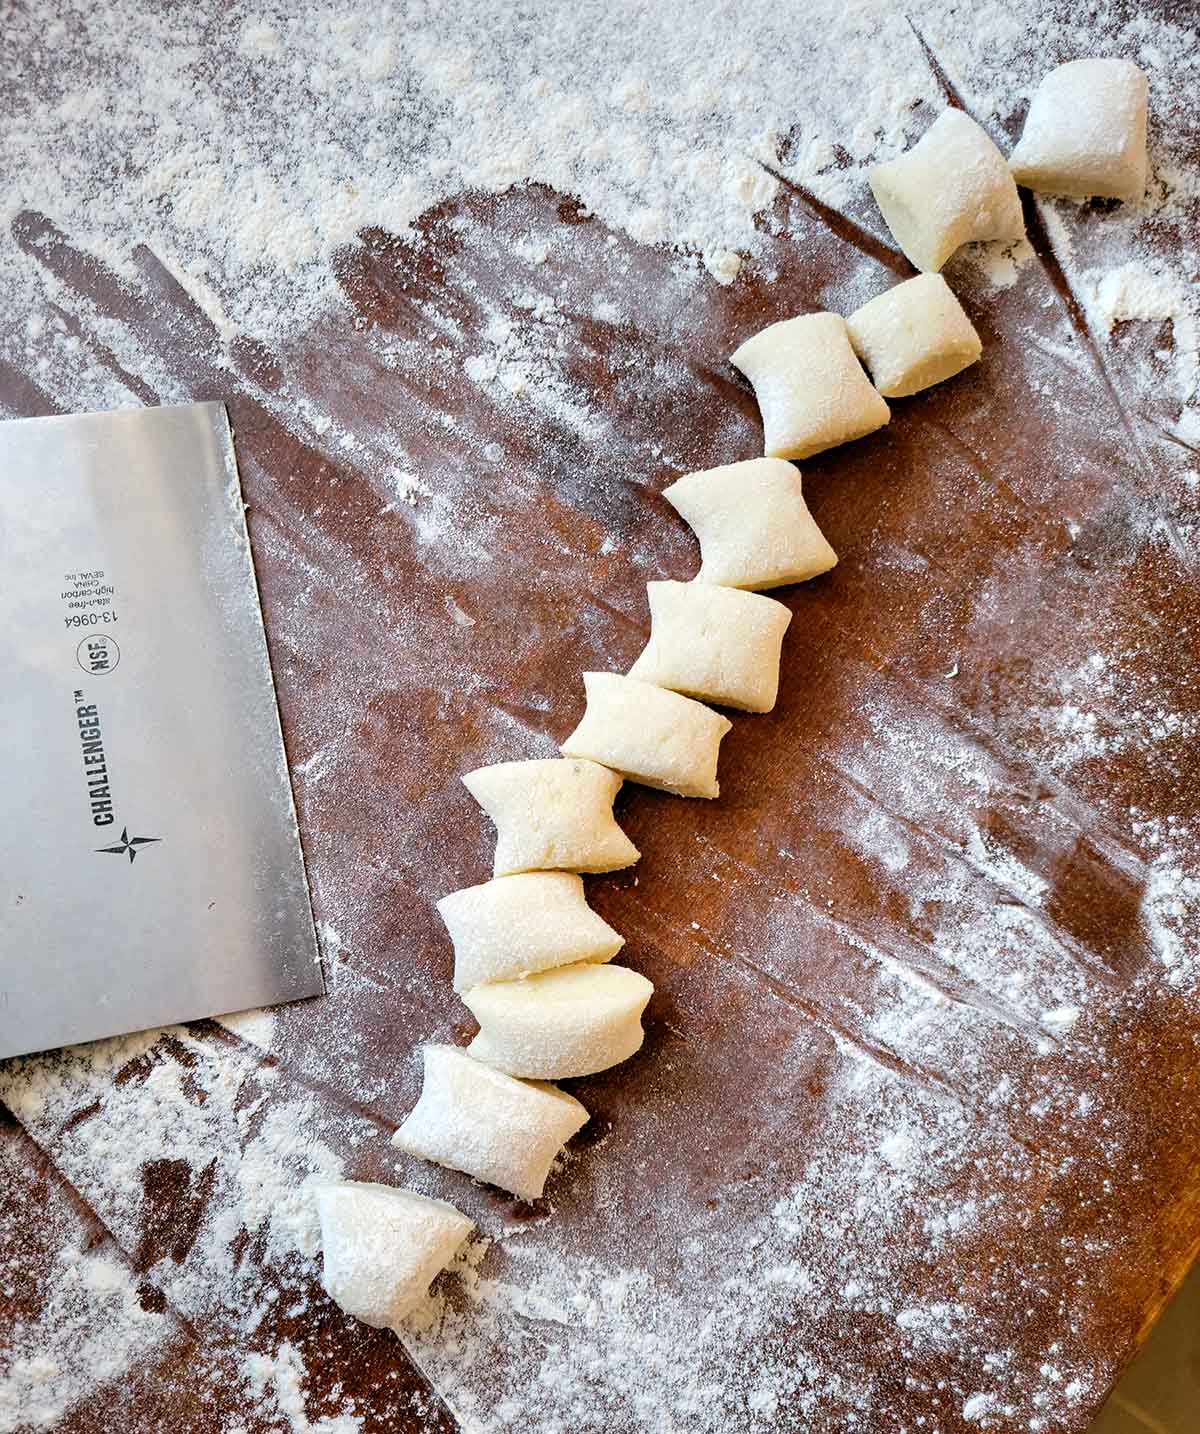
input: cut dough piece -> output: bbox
[314,1180,474,1332]
[730,311,890,460]
[663,457,837,591]
[1009,58,1148,202]
[462,758,639,878]
[847,273,982,398]
[561,672,732,799]
[869,109,1025,272]
[464,962,654,1079]
[438,872,624,992]
[393,1044,588,1201]
[628,581,792,714]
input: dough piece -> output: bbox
[628,581,792,714]
[462,758,639,878]
[847,273,982,398]
[314,1180,473,1331]
[1009,58,1148,202]
[393,1044,588,1202]
[730,312,890,460]
[464,962,654,1079]
[438,871,624,992]
[663,457,837,591]
[560,672,732,799]
[869,109,1025,272]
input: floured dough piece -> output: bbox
[438,871,623,992]
[628,581,792,714]
[464,962,654,1079]
[314,1180,473,1331]
[393,1044,588,1202]
[561,672,732,799]
[730,312,889,460]
[869,109,1025,272]
[663,457,837,591]
[847,273,982,398]
[1009,58,1148,202]
[462,758,639,877]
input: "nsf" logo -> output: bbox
[76,634,121,675]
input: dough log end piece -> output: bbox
[1009,58,1148,203]
[314,1180,474,1332]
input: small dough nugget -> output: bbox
[869,109,1025,272]
[1009,58,1148,202]
[730,311,890,460]
[629,581,792,714]
[462,758,639,877]
[464,962,654,1079]
[314,1180,473,1331]
[561,672,732,799]
[393,1044,588,1202]
[438,871,623,992]
[663,457,837,591]
[847,273,982,398]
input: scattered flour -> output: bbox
[0,0,1194,383]
[0,1242,170,1433]
[394,1051,1106,1432]
[1083,260,1199,400]
[218,1006,279,1052]
[242,1343,363,1434]
[0,1028,350,1429]
[1138,833,1200,989]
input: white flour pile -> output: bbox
[2,0,1199,1431]
[0,0,1196,395]
[0,0,915,335]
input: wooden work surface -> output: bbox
[2,7,1199,1432]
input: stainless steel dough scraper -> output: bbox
[0,401,324,1059]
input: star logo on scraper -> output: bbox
[96,827,162,864]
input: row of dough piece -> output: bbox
[346,355,855,1281]
[305,348,834,1347]
[462,587,783,824]
[441,560,818,1059]
[311,287,852,1331]
[311,1044,595,1329]
[370,399,851,1279]
[461,458,837,805]
[731,274,982,463]
[409,454,844,1102]
[439,872,649,1074]
[560,455,836,789]
[871,61,1147,276]
[385,448,843,1215]
[736,60,1149,466]
[317,896,639,1322]
[310,497,829,1315]
[310,55,1152,1343]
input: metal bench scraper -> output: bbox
[0,401,325,1059]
